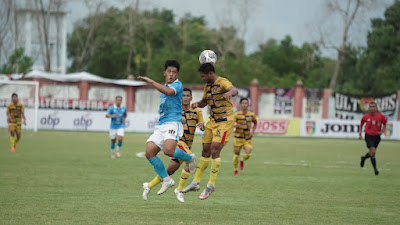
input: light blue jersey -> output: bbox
[158,79,183,125]
[107,105,127,129]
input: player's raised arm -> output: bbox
[223,86,238,101]
[138,76,176,96]
[192,98,207,109]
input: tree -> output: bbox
[316,0,385,90]
[67,0,109,73]
[0,0,16,65]
[357,0,400,94]
[0,48,34,74]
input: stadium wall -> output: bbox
[1,108,399,140]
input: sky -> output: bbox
[66,0,393,58]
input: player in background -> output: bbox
[7,93,26,153]
[138,60,196,195]
[359,102,387,175]
[232,98,258,175]
[105,96,127,158]
[182,63,238,200]
[142,88,205,202]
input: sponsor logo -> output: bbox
[40,112,60,128]
[306,121,315,135]
[255,119,289,135]
[384,123,393,137]
[74,113,93,129]
[321,123,360,134]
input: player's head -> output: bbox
[240,98,249,111]
[11,93,18,103]
[198,63,216,83]
[182,88,192,106]
[115,96,122,107]
[164,60,180,84]
[369,102,377,113]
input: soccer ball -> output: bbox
[199,50,217,65]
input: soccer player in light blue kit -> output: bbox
[138,60,197,195]
[106,96,127,158]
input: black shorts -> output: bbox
[365,134,381,149]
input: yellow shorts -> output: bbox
[233,138,253,153]
[172,140,193,165]
[202,119,234,146]
[8,123,21,133]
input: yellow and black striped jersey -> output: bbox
[202,77,234,122]
[7,102,24,125]
[234,111,257,140]
[181,107,204,148]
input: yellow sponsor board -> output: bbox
[254,118,300,136]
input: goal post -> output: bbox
[0,80,40,132]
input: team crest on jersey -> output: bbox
[216,129,221,137]
[188,112,195,119]
[306,121,315,135]
[384,123,393,137]
[213,86,219,93]
[359,97,374,112]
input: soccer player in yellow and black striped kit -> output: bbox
[233,98,257,175]
[7,93,26,153]
[182,63,238,200]
[142,88,205,202]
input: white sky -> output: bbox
[65,0,393,57]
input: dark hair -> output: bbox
[240,98,248,103]
[165,60,180,72]
[183,88,192,96]
[11,93,18,98]
[115,96,123,100]
[198,63,215,74]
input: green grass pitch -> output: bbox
[1,129,399,225]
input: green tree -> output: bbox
[0,48,33,74]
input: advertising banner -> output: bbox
[0,108,160,133]
[305,88,322,114]
[333,92,398,120]
[300,119,400,140]
[255,118,300,136]
[0,97,114,111]
[274,88,293,115]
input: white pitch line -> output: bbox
[263,161,391,171]
[136,152,145,158]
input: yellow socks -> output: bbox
[148,175,163,189]
[242,153,251,161]
[10,136,15,149]
[194,157,210,183]
[208,158,221,185]
[233,154,239,170]
[177,169,190,190]
[15,137,19,143]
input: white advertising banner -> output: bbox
[0,108,160,133]
[300,119,400,140]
